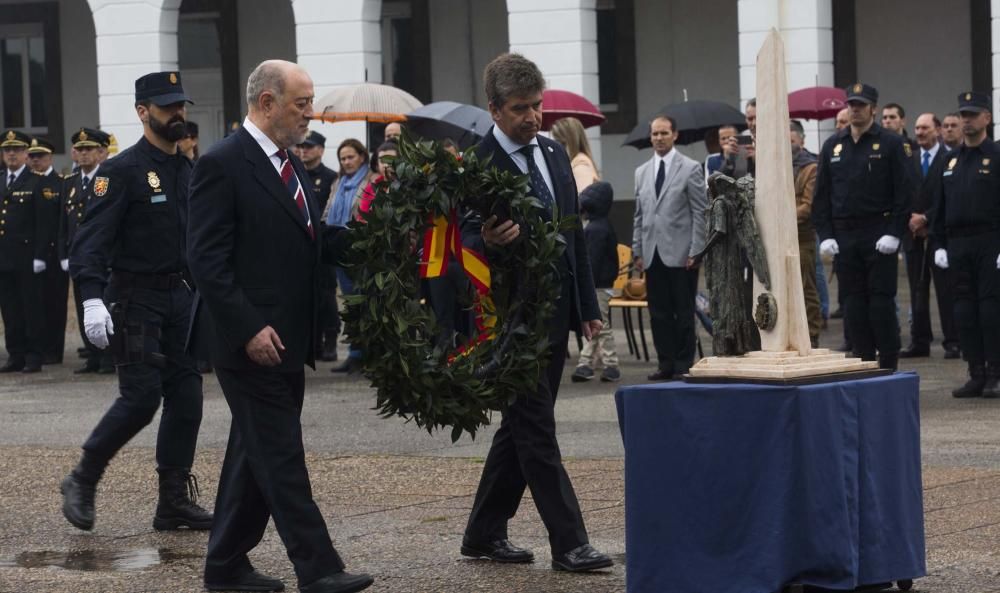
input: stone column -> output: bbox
[738,0,833,153]
[89,0,181,149]
[293,0,383,169]
[506,0,603,167]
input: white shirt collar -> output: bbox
[243,116,282,160]
[493,125,539,157]
[653,148,675,168]
[80,163,99,181]
[6,164,26,181]
[921,142,940,161]
[43,166,53,176]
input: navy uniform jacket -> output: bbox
[0,168,46,272]
[58,171,89,261]
[813,123,915,241]
[34,169,63,261]
[69,137,192,301]
[305,162,338,214]
[929,141,1000,248]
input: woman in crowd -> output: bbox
[551,116,600,193]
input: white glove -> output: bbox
[32,259,46,274]
[875,235,900,254]
[819,239,839,257]
[934,249,949,269]
[996,253,1000,270]
[60,259,69,272]
[83,298,114,349]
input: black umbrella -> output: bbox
[623,100,747,148]
[404,101,494,150]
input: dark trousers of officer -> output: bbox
[0,266,44,365]
[834,255,851,345]
[42,259,69,362]
[836,225,901,361]
[206,368,345,586]
[464,280,589,555]
[73,280,113,368]
[645,253,698,375]
[79,283,202,475]
[948,233,1000,365]
[904,237,958,350]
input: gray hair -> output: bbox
[246,60,287,110]
[483,53,546,108]
[789,119,805,138]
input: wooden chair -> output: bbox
[608,244,650,361]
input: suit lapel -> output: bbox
[537,137,568,211]
[239,128,311,239]
[658,154,682,201]
[479,128,523,178]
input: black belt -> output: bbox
[946,222,1000,237]
[111,270,187,291]
[832,211,891,231]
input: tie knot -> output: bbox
[276,149,288,163]
[518,145,535,159]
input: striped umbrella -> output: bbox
[315,83,423,123]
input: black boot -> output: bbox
[60,473,97,530]
[983,364,1000,399]
[153,469,213,531]
[953,362,986,398]
[878,353,898,372]
[320,329,338,362]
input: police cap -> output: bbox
[0,129,31,148]
[300,130,326,147]
[72,127,111,149]
[135,71,194,106]
[845,82,878,105]
[27,137,55,154]
[958,91,991,114]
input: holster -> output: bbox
[108,300,167,369]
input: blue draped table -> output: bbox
[614,373,925,593]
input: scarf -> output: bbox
[327,166,368,226]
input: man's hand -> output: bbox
[246,325,285,367]
[582,319,603,340]
[482,215,519,249]
[83,299,114,349]
[633,256,644,273]
[875,235,900,254]
[934,249,949,269]
[685,256,698,270]
[60,259,69,272]
[721,136,738,157]
[908,213,927,234]
[32,259,46,274]
[819,238,839,257]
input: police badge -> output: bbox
[147,171,161,190]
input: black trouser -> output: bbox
[836,226,900,360]
[948,232,1000,364]
[80,283,202,472]
[207,367,345,586]
[0,265,44,365]
[72,280,113,369]
[645,253,697,374]
[42,256,69,361]
[464,280,588,555]
[904,236,958,350]
[425,260,472,347]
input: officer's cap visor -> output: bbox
[147,92,195,107]
[846,97,874,106]
[959,106,990,115]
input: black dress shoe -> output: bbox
[0,359,25,373]
[944,346,961,360]
[60,473,96,531]
[205,569,285,592]
[21,364,42,374]
[551,544,614,572]
[299,571,374,593]
[74,363,100,374]
[899,344,930,358]
[43,354,62,365]
[98,365,116,375]
[461,538,534,563]
[646,369,672,381]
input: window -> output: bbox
[0,3,63,151]
[595,0,636,133]
[381,0,430,103]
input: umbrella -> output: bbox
[404,101,494,149]
[315,83,423,123]
[541,89,605,130]
[788,86,846,120]
[623,100,746,148]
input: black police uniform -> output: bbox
[60,128,115,373]
[0,130,47,372]
[301,130,341,360]
[61,72,211,533]
[814,83,915,369]
[27,137,70,364]
[930,91,1000,397]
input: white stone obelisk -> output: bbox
[753,29,812,355]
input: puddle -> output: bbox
[0,548,201,572]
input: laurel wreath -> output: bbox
[340,134,572,441]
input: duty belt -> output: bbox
[832,211,891,231]
[111,270,187,291]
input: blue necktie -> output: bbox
[518,145,554,208]
[655,159,666,196]
[921,151,930,177]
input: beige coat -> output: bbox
[571,153,600,193]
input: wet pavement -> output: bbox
[2,266,1000,592]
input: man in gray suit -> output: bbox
[632,115,708,380]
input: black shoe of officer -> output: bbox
[0,357,25,373]
[943,345,962,360]
[74,360,100,374]
[899,343,930,358]
[982,365,1000,399]
[60,473,96,531]
[153,468,213,531]
[953,363,986,398]
[878,354,898,372]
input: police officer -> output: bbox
[60,128,115,374]
[26,137,69,364]
[297,130,341,361]
[60,72,212,533]
[930,91,1000,398]
[0,130,47,373]
[814,83,915,371]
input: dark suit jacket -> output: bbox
[463,127,600,332]
[186,127,343,372]
[904,145,948,251]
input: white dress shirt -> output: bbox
[492,125,556,200]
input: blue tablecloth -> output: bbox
[615,373,925,593]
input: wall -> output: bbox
[855,0,971,126]
[237,0,296,114]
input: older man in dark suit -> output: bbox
[459,53,613,573]
[187,60,372,593]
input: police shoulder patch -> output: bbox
[93,176,110,197]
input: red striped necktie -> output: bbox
[276,149,314,240]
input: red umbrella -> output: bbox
[541,89,605,130]
[788,86,846,120]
